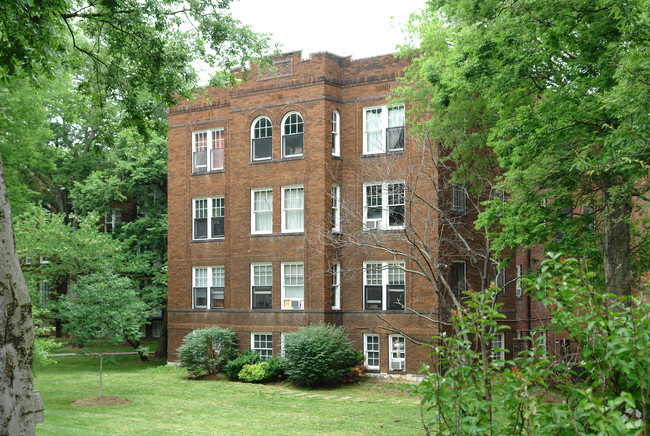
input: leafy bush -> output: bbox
[224,350,261,380]
[238,362,269,383]
[177,326,238,376]
[283,324,364,388]
[264,357,285,381]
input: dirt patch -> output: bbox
[70,396,132,407]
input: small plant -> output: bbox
[238,362,269,383]
[177,326,238,377]
[283,323,364,388]
[224,349,261,380]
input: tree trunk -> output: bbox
[602,185,632,296]
[126,338,149,362]
[0,152,35,435]
[155,307,168,360]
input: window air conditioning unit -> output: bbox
[366,220,380,230]
[390,360,404,371]
[516,286,522,298]
[290,300,303,309]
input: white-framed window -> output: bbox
[104,209,121,233]
[389,335,405,371]
[281,186,304,233]
[516,264,523,297]
[251,188,273,234]
[331,261,340,310]
[192,266,225,309]
[251,333,273,360]
[251,116,273,161]
[193,197,225,240]
[251,263,272,309]
[280,332,287,357]
[364,334,380,370]
[39,280,50,304]
[363,261,405,310]
[331,110,340,157]
[363,181,405,230]
[331,184,340,233]
[451,261,466,294]
[492,333,506,362]
[451,183,466,214]
[192,128,225,173]
[363,104,405,155]
[281,112,304,158]
[281,262,304,310]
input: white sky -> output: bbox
[229,0,427,60]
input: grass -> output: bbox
[34,355,425,435]
[51,339,160,355]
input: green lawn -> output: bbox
[34,356,425,435]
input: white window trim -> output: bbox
[331,261,340,310]
[331,184,341,233]
[362,181,405,230]
[281,262,304,310]
[389,335,406,371]
[516,264,523,297]
[192,196,225,240]
[192,266,225,310]
[250,263,273,309]
[363,261,406,311]
[281,185,304,233]
[251,116,273,162]
[492,333,506,362]
[281,111,304,158]
[192,128,225,173]
[251,332,273,361]
[362,104,405,155]
[331,109,340,157]
[251,188,273,235]
[104,209,121,234]
[364,334,380,370]
[280,332,287,357]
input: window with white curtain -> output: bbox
[251,188,273,234]
[363,104,404,155]
[192,129,225,172]
[331,261,340,310]
[281,186,304,232]
[363,181,405,230]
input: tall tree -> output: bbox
[404,0,650,295]
[0,0,271,431]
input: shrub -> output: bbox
[264,356,285,381]
[283,324,364,388]
[177,326,238,376]
[224,350,261,380]
[238,362,269,383]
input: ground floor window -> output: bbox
[492,333,505,361]
[389,335,405,371]
[252,333,273,360]
[364,334,380,370]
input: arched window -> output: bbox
[331,110,340,157]
[281,112,304,158]
[251,117,272,161]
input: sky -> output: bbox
[228,0,427,60]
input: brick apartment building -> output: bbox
[166,51,518,375]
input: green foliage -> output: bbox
[404,0,650,295]
[224,350,261,381]
[283,324,364,388]
[32,307,61,369]
[59,272,149,348]
[177,327,238,377]
[416,253,648,435]
[238,362,269,383]
[264,357,286,382]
